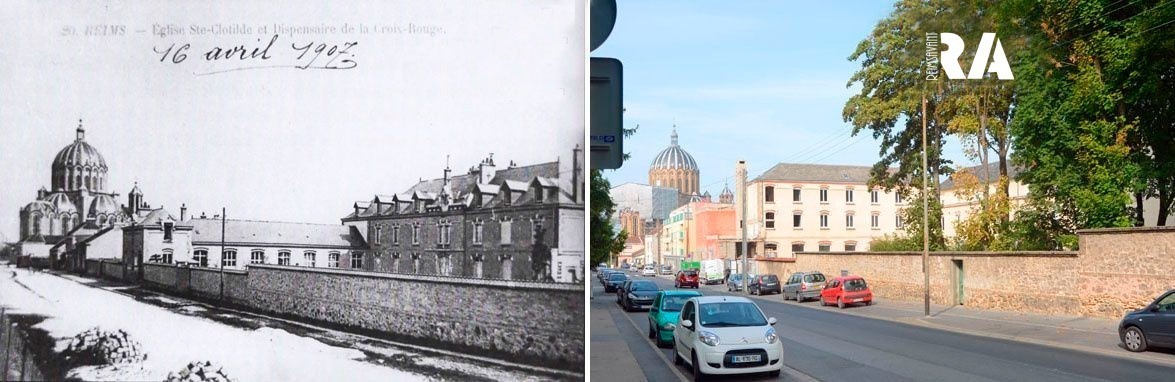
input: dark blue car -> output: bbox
[1119,289,1175,352]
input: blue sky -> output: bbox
[595,1,966,195]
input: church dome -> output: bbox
[650,128,698,171]
[53,131,107,171]
[23,200,53,214]
[89,194,121,217]
[42,192,78,214]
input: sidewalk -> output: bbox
[588,296,648,382]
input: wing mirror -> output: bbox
[681,319,693,329]
[768,317,777,326]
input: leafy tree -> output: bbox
[589,169,626,267]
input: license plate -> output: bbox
[852,298,862,302]
[732,354,761,363]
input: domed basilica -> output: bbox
[17,121,152,245]
[649,128,710,204]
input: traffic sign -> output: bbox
[590,0,617,51]
[591,57,623,169]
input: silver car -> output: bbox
[783,271,826,302]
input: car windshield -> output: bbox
[698,302,768,327]
[661,295,692,311]
[609,274,627,281]
[805,273,826,283]
[845,279,868,289]
[764,275,779,282]
[631,281,659,291]
[683,270,697,276]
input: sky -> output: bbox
[0,0,584,240]
[595,1,968,194]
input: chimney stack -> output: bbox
[180,203,187,221]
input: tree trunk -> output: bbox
[1134,191,1145,227]
[1159,185,1171,226]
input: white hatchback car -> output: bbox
[641,265,657,277]
[673,296,783,379]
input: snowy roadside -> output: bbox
[0,265,572,381]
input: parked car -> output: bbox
[599,269,618,284]
[603,272,628,293]
[727,273,754,292]
[748,274,782,295]
[641,265,657,277]
[820,276,873,308]
[673,296,783,379]
[648,290,703,347]
[660,264,673,275]
[616,280,634,304]
[622,280,662,311]
[1119,289,1175,352]
[675,270,700,289]
[783,271,826,302]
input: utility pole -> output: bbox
[922,95,930,317]
[737,161,748,292]
[219,207,226,302]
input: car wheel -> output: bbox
[674,349,684,365]
[837,297,845,309]
[866,300,873,306]
[692,352,706,381]
[1124,326,1148,352]
[769,369,781,378]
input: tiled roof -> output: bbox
[190,218,365,248]
[941,162,1024,190]
[754,163,876,183]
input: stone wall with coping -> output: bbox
[142,263,179,290]
[1078,226,1175,318]
[241,264,584,371]
[189,267,249,303]
[757,251,1081,315]
[100,260,124,281]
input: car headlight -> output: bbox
[699,331,720,347]
[765,327,778,344]
[628,293,637,299]
[663,322,676,330]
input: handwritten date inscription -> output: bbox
[154,34,357,75]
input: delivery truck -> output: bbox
[699,259,725,285]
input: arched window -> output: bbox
[222,249,237,267]
[193,249,208,267]
[250,249,265,264]
[32,214,42,236]
[328,252,340,268]
[161,249,174,264]
[304,251,316,267]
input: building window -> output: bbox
[351,252,364,269]
[897,216,905,229]
[819,188,828,202]
[278,251,291,266]
[222,249,237,267]
[161,249,173,264]
[194,249,208,267]
[846,214,854,228]
[765,212,775,229]
[871,190,879,204]
[250,250,265,265]
[819,213,829,228]
[473,254,484,278]
[846,190,854,203]
[304,251,316,267]
[819,243,831,252]
[412,253,421,273]
[764,243,778,257]
[791,243,804,253]
[871,214,880,229]
[532,218,544,242]
[845,243,857,251]
[792,213,802,228]
[437,221,452,246]
[792,188,801,202]
[764,186,775,203]
[163,222,174,242]
[328,252,340,268]
[501,255,513,280]
[500,219,513,245]
[411,224,421,245]
[472,221,484,245]
[392,225,400,244]
[896,193,904,204]
[438,255,452,276]
[375,225,382,245]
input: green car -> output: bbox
[647,290,703,347]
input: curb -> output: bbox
[697,283,1175,369]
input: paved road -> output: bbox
[593,273,1174,381]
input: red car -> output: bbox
[675,269,699,288]
[820,276,873,308]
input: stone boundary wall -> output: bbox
[100,261,125,281]
[142,263,180,291]
[189,267,249,303]
[1078,226,1175,318]
[241,264,584,371]
[758,251,1081,316]
[84,259,101,277]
